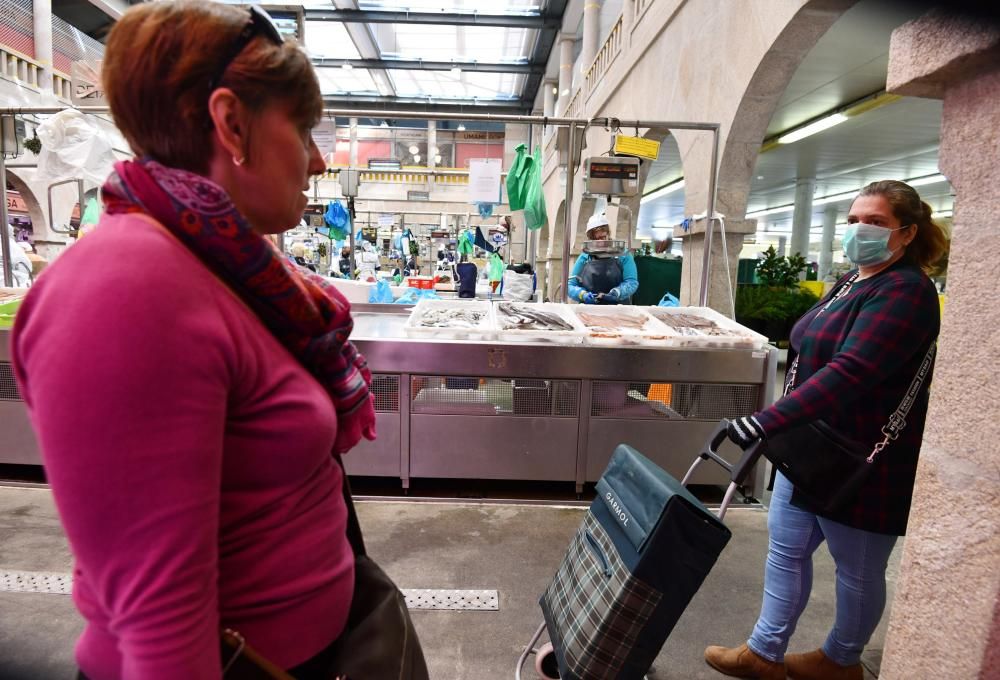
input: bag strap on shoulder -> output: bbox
[784,342,936,463]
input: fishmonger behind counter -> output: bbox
[568,214,639,304]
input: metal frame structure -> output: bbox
[0,106,722,307]
[303,8,562,30]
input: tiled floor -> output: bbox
[0,485,895,679]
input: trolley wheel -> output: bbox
[534,642,560,679]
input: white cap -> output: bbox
[586,213,610,237]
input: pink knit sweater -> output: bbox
[12,214,354,679]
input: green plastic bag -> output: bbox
[488,252,505,282]
[505,143,529,211]
[523,145,547,231]
[81,197,100,226]
[457,229,475,256]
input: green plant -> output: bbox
[24,131,42,155]
[316,241,328,259]
[755,246,808,288]
[735,285,819,321]
[408,240,420,256]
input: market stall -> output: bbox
[1,302,777,497]
[342,302,778,497]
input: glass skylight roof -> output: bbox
[388,70,522,100]
[304,21,361,60]
[256,0,545,104]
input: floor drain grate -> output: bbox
[0,570,499,611]
[402,589,498,611]
[0,570,73,594]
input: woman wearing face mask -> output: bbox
[704,180,948,680]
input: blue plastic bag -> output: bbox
[393,288,440,305]
[368,279,394,303]
[658,292,680,307]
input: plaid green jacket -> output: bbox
[755,260,940,535]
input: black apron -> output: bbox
[579,255,624,304]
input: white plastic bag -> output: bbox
[501,270,535,301]
[35,110,117,186]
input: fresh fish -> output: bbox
[576,310,648,331]
[497,303,574,331]
[418,308,486,328]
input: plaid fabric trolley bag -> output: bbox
[516,420,763,680]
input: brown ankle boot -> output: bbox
[785,649,862,680]
[704,643,787,679]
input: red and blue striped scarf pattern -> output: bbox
[102,159,375,454]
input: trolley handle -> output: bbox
[692,419,762,485]
[681,420,764,520]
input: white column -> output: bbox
[777,235,787,257]
[581,1,602,77]
[348,117,358,166]
[556,35,574,115]
[818,204,838,280]
[427,120,437,169]
[623,0,635,33]
[790,177,815,260]
[543,78,556,118]
[33,0,53,94]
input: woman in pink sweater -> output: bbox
[11,2,378,677]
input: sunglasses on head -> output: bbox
[209,5,283,92]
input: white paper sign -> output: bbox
[468,158,503,204]
[378,214,395,227]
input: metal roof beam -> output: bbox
[522,0,569,112]
[312,58,541,74]
[304,8,560,29]
[321,96,531,115]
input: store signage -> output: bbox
[407,190,430,201]
[613,134,660,161]
[6,191,28,213]
[468,158,503,204]
[430,231,450,239]
[311,120,336,157]
[71,60,105,106]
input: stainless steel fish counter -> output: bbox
[0,308,778,496]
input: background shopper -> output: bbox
[705,179,948,680]
[11,2,375,678]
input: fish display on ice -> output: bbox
[496,303,575,331]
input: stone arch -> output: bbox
[5,170,47,241]
[716,1,858,219]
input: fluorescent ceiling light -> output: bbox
[908,173,947,187]
[746,172,950,219]
[368,159,400,170]
[932,209,953,218]
[451,66,462,75]
[341,62,353,71]
[777,113,848,144]
[639,179,684,205]
[812,189,859,207]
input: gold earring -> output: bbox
[232,155,246,167]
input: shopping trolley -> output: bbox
[515,419,762,680]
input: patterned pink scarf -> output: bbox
[102,159,375,454]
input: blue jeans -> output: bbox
[746,473,898,665]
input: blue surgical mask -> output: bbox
[842,223,904,266]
